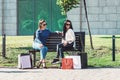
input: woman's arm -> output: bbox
[34,30,42,43]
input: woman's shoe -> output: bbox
[36,61,42,68]
[51,58,60,64]
[42,62,47,69]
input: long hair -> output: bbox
[38,19,46,29]
[63,20,73,38]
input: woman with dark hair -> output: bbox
[32,19,51,68]
[51,20,75,64]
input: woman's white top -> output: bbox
[62,29,76,44]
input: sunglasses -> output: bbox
[43,23,47,26]
[66,23,70,25]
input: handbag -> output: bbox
[61,58,73,69]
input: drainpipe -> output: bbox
[2,0,6,58]
[33,0,35,33]
[2,0,4,34]
[80,0,83,32]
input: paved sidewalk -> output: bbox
[0,68,120,80]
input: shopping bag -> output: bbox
[18,53,32,69]
[61,58,73,69]
[66,55,81,69]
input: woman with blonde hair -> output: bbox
[33,19,51,68]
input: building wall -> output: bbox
[0,0,120,35]
[67,0,120,35]
[0,0,17,36]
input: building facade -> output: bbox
[0,0,17,35]
[68,0,120,35]
[0,0,120,35]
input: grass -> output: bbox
[0,35,120,68]
[86,35,120,68]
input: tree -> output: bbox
[56,0,80,15]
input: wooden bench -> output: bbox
[29,32,86,67]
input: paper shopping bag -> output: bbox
[18,53,32,69]
[66,56,81,69]
[61,58,73,69]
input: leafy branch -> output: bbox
[57,0,80,15]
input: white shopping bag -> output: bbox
[18,54,32,69]
[65,55,81,69]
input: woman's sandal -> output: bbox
[42,62,47,69]
[36,61,42,68]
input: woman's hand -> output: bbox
[39,43,43,48]
[63,41,67,46]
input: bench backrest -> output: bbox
[74,32,85,52]
[33,32,85,52]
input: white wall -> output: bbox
[1,0,120,35]
[0,0,17,36]
[67,0,120,35]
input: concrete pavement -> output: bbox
[0,68,120,80]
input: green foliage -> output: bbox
[56,0,80,15]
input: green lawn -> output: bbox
[0,35,120,68]
[86,35,120,67]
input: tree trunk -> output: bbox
[83,0,94,49]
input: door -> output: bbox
[18,0,66,35]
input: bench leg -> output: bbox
[33,52,36,67]
[80,52,88,68]
[29,51,36,67]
